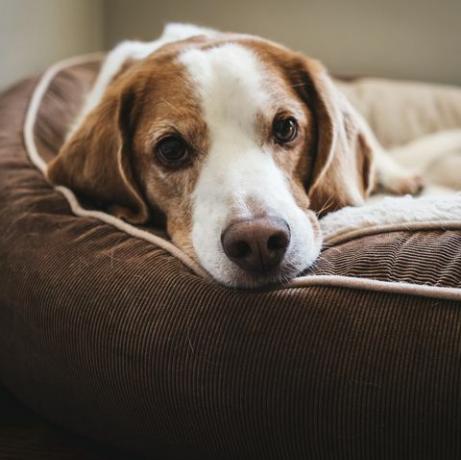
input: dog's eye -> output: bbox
[155,135,189,167]
[272,116,298,144]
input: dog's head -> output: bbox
[48,34,374,287]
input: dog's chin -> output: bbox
[195,249,321,289]
[216,265,307,289]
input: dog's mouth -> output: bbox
[193,244,318,288]
[222,263,308,289]
[187,213,321,288]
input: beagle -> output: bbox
[47,24,422,288]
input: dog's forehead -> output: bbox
[178,41,268,88]
[179,43,270,130]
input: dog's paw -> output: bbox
[387,173,425,196]
[378,169,425,196]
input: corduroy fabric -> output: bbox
[0,385,138,460]
[0,64,461,459]
[314,230,461,287]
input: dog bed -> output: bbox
[1,56,461,459]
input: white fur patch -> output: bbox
[180,44,320,286]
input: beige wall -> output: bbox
[0,0,104,90]
[104,0,461,86]
[1,0,460,90]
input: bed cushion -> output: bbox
[336,77,461,148]
[0,57,461,460]
[0,384,133,460]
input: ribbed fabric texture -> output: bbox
[0,65,461,460]
[314,231,461,287]
[0,385,133,460]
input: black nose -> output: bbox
[221,216,290,274]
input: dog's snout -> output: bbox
[221,217,290,274]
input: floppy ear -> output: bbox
[47,85,149,224]
[294,58,375,214]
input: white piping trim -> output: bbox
[287,275,461,301]
[23,55,461,300]
[24,53,104,175]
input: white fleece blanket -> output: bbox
[321,193,461,244]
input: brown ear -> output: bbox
[294,58,375,214]
[47,86,149,224]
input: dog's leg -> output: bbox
[373,148,425,195]
[374,129,461,194]
[390,130,461,191]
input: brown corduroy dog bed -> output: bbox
[1,56,461,460]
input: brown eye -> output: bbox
[155,135,189,167]
[272,116,298,144]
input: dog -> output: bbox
[47,23,424,288]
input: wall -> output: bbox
[0,0,104,90]
[104,0,461,86]
[1,0,460,90]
